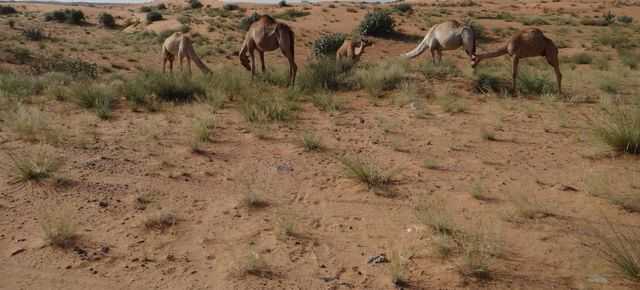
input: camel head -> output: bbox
[239,51,251,71]
[461,27,477,63]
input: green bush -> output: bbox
[312,33,347,57]
[22,28,45,41]
[44,9,85,25]
[239,12,261,31]
[98,12,116,28]
[358,10,394,36]
[473,67,509,94]
[0,73,46,101]
[617,15,633,24]
[392,3,412,13]
[278,0,288,7]
[223,3,239,11]
[146,11,163,23]
[619,50,639,70]
[189,0,203,9]
[139,6,153,12]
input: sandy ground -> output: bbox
[1,0,640,289]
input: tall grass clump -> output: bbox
[619,50,638,70]
[4,104,56,143]
[339,155,398,191]
[0,73,46,102]
[473,67,509,94]
[310,91,342,112]
[589,218,640,282]
[297,58,348,93]
[302,131,323,151]
[69,83,115,119]
[6,146,62,184]
[356,60,407,97]
[593,105,640,154]
[516,69,556,95]
[40,209,77,248]
[122,72,206,105]
[415,198,457,235]
[420,60,462,79]
[239,91,296,123]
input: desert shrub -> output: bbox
[22,28,45,41]
[420,60,462,79]
[311,33,347,57]
[223,3,239,11]
[595,32,628,49]
[599,77,620,94]
[98,12,116,28]
[239,91,296,122]
[617,15,634,24]
[5,104,56,143]
[41,209,77,248]
[139,6,153,12]
[0,5,17,15]
[0,73,46,101]
[146,11,163,23]
[310,91,342,112]
[571,52,593,64]
[358,10,394,36]
[581,18,610,26]
[298,58,349,92]
[521,17,550,26]
[30,57,98,79]
[274,9,310,21]
[603,10,616,25]
[473,68,509,94]
[44,9,85,25]
[302,131,323,151]
[339,155,398,191]
[122,72,206,104]
[392,3,412,13]
[144,211,177,230]
[619,50,639,70]
[156,3,167,10]
[593,105,640,154]
[189,0,203,9]
[278,0,288,7]
[68,83,115,119]
[356,60,407,97]
[239,12,260,31]
[7,146,62,184]
[495,11,514,21]
[516,69,556,95]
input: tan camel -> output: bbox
[239,15,297,86]
[471,28,562,95]
[162,32,211,74]
[336,37,371,63]
[403,20,477,63]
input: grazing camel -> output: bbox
[403,20,477,63]
[336,37,371,63]
[162,32,211,74]
[471,28,562,95]
[239,15,297,86]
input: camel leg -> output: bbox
[169,58,174,73]
[258,51,266,73]
[437,50,443,63]
[512,56,520,96]
[546,54,562,94]
[280,47,297,87]
[430,48,437,64]
[179,56,184,73]
[249,49,256,80]
[187,57,192,75]
[163,57,167,73]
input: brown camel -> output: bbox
[239,15,297,86]
[336,37,371,64]
[471,28,562,95]
[162,32,211,74]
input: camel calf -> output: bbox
[336,37,371,64]
[162,32,211,74]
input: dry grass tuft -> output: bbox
[339,155,399,192]
[416,198,457,235]
[144,210,177,231]
[6,146,62,184]
[41,209,77,248]
[589,218,640,282]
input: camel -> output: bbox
[162,32,211,74]
[471,28,562,95]
[239,15,297,86]
[402,20,477,63]
[336,37,371,63]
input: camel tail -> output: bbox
[403,25,436,59]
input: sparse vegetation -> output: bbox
[22,28,45,41]
[389,250,408,286]
[6,146,62,184]
[516,69,556,95]
[509,190,554,220]
[68,83,115,119]
[44,9,85,25]
[98,12,116,28]
[356,60,407,97]
[191,115,215,151]
[4,104,57,143]
[239,91,296,123]
[121,72,206,104]
[420,60,462,79]
[589,218,640,282]
[274,9,310,21]
[415,198,457,235]
[146,11,163,23]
